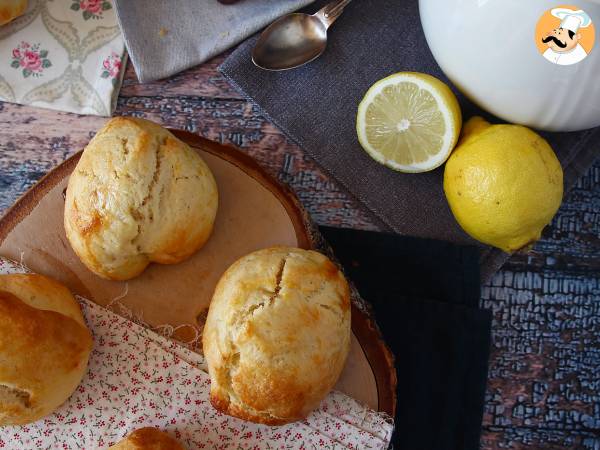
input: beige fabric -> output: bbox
[0,0,125,116]
[0,273,92,425]
[64,117,219,280]
[203,247,351,425]
[109,427,186,450]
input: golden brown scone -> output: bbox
[64,117,218,280]
[109,427,186,450]
[0,274,93,426]
[0,0,27,26]
[203,247,351,425]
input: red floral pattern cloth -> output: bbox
[0,257,393,449]
[0,0,125,116]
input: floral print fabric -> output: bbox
[100,51,122,86]
[0,257,393,449]
[0,0,125,116]
[10,42,52,78]
[70,0,112,21]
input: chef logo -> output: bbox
[535,5,595,65]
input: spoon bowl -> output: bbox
[252,14,328,71]
[252,0,352,71]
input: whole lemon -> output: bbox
[444,117,563,252]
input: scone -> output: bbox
[0,0,27,26]
[0,273,93,425]
[203,247,351,425]
[64,117,219,280]
[110,427,186,450]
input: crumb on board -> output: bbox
[159,27,169,38]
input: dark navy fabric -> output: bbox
[321,226,492,450]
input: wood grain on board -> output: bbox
[0,58,599,449]
[0,133,396,416]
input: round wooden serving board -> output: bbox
[0,130,396,417]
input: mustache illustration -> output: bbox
[542,35,567,48]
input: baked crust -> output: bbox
[0,273,86,326]
[203,247,351,425]
[0,0,27,26]
[109,427,186,450]
[64,117,218,280]
[0,274,93,426]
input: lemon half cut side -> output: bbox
[356,72,462,173]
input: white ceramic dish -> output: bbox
[419,0,600,131]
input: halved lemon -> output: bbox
[356,72,462,173]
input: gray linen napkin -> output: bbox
[113,0,313,82]
[220,0,600,281]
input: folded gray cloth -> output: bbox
[113,0,314,82]
[219,0,600,282]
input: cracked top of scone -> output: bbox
[64,117,218,280]
[202,247,351,425]
[0,274,93,426]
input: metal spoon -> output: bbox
[252,0,352,71]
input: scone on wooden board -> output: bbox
[109,427,186,450]
[203,247,351,425]
[0,273,92,425]
[0,0,27,26]
[64,117,218,280]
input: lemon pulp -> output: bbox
[357,72,461,173]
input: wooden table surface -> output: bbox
[1,56,599,450]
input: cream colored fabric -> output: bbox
[203,247,351,425]
[0,273,92,425]
[0,256,394,448]
[0,0,125,116]
[64,117,219,280]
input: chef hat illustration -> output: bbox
[551,8,592,33]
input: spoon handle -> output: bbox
[315,0,352,29]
